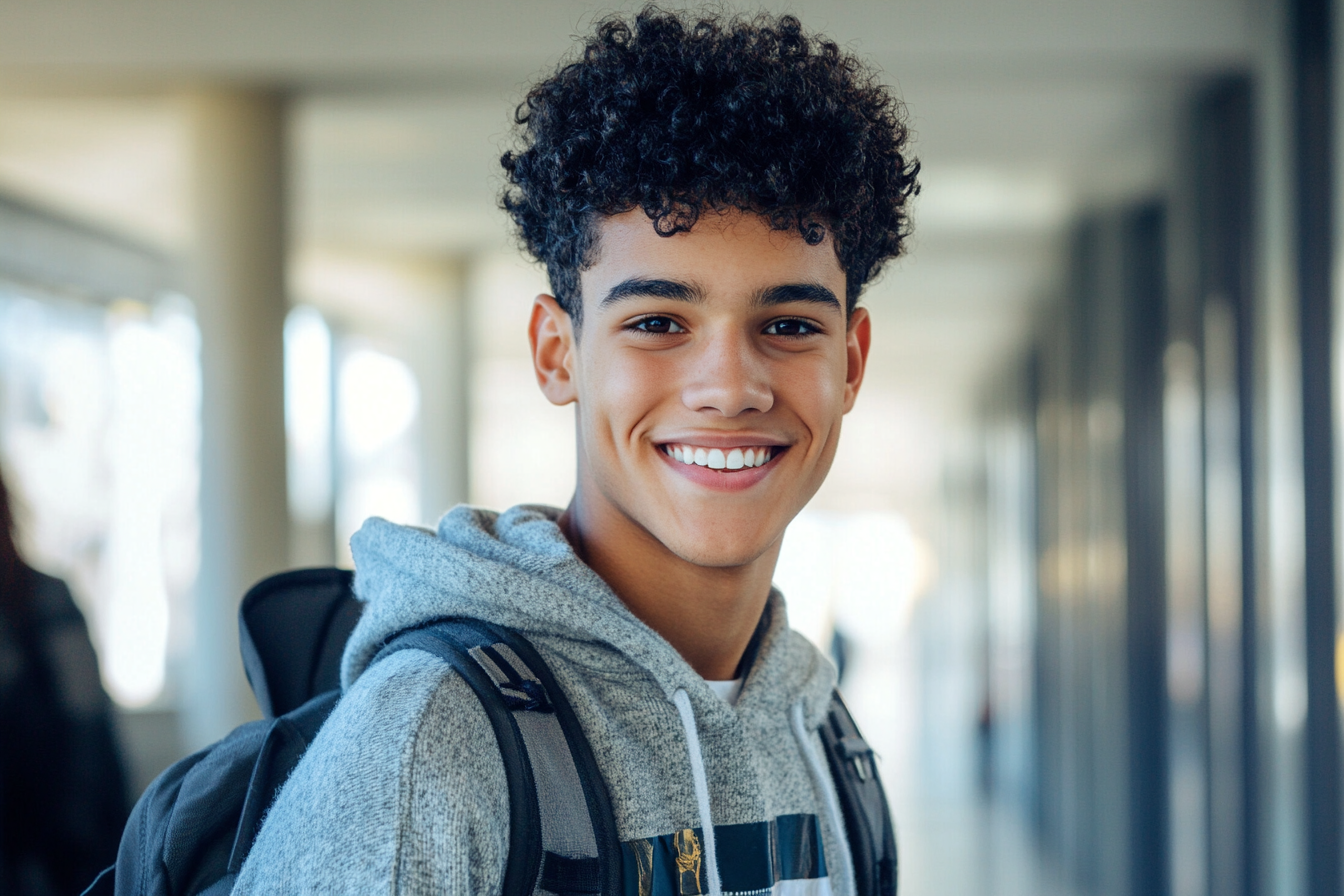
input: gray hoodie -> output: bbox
[234,504,853,896]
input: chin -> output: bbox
[658,526,777,570]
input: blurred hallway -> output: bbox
[1,1,1342,895]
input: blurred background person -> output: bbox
[0,467,128,896]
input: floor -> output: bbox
[842,632,1080,896]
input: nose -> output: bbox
[680,328,774,417]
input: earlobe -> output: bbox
[529,294,579,406]
[842,307,871,413]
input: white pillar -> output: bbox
[405,258,472,523]
[183,90,290,749]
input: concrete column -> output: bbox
[404,258,472,523]
[183,90,290,749]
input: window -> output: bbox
[0,286,200,707]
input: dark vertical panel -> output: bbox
[1191,76,1257,896]
[1073,221,1105,892]
[1234,158,1260,896]
[1025,348,1044,832]
[1033,223,1099,880]
[1292,0,1342,891]
[1123,204,1170,896]
[1034,284,1071,864]
[1031,336,1061,852]
[1090,215,1132,895]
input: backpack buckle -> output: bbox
[503,678,553,713]
[469,644,555,713]
[837,735,874,781]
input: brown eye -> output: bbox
[764,318,818,337]
[633,316,684,334]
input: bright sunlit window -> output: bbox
[284,305,333,525]
[335,343,421,563]
[0,287,201,708]
[468,252,577,511]
[774,509,934,652]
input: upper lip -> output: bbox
[654,432,791,449]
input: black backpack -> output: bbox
[86,567,896,896]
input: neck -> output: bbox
[559,490,777,681]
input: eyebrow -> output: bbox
[752,283,842,311]
[599,278,703,307]
[599,278,840,311]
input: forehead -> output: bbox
[580,209,846,308]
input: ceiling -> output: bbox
[0,0,1251,83]
[0,0,1255,513]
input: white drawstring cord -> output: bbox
[673,688,723,896]
[791,701,857,896]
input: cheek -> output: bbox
[578,348,678,438]
[777,354,848,430]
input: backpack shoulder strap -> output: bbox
[482,622,622,896]
[372,619,620,896]
[371,620,542,896]
[819,690,899,896]
[227,689,343,876]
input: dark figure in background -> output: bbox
[0,471,128,895]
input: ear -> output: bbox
[842,306,871,413]
[529,294,578,406]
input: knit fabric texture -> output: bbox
[233,504,848,895]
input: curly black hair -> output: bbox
[500,6,919,322]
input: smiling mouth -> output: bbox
[661,443,781,470]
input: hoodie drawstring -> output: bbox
[673,689,723,896]
[791,701,857,896]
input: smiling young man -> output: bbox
[235,8,917,895]
[531,209,868,682]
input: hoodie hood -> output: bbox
[238,503,856,896]
[345,504,836,725]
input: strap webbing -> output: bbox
[477,623,623,896]
[821,690,899,896]
[373,619,621,896]
[373,623,544,896]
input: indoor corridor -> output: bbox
[0,1,1341,895]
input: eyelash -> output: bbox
[624,315,823,337]
[628,316,686,335]
[763,318,822,337]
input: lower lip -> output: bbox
[658,448,782,492]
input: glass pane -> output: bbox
[0,285,200,707]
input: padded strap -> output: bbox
[374,622,544,896]
[472,622,623,896]
[373,618,619,896]
[820,691,899,896]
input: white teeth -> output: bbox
[665,443,775,469]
